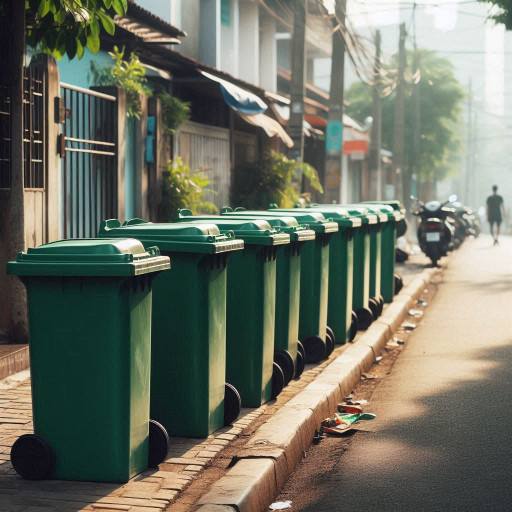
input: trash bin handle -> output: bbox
[124,218,148,226]
[99,219,122,232]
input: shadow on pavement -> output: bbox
[299,340,512,511]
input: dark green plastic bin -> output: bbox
[363,203,403,302]
[7,239,170,482]
[268,208,339,363]
[99,219,245,438]
[178,213,290,407]
[296,206,362,344]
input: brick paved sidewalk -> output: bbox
[0,347,347,511]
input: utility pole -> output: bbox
[412,45,421,199]
[464,80,473,204]
[325,0,347,203]
[289,0,306,163]
[369,30,382,200]
[393,22,407,205]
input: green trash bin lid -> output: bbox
[7,238,171,277]
[264,208,339,234]
[322,205,378,225]
[272,206,361,230]
[217,210,316,242]
[349,204,389,224]
[99,218,244,254]
[362,203,402,222]
[365,202,404,222]
[177,213,290,246]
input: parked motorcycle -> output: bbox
[450,200,480,238]
[411,196,455,266]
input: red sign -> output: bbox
[343,139,369,155]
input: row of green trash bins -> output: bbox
[6,201,403,484]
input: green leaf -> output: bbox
[76,39,85,59]
[98,11,116,35]
[90,18,100,37]
[66,35,78,60]
[86,30,100,53]
[37,0,51,18]
[112,0,126,16]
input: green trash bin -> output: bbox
[98,219,245,438]
[215,211,317,382]
[177,213,290,407]
[292,206,362,345]
[351,204,389,318]
[314,205,377,331]
[7,239,170,482]
[363,203,403,303]
[267,208,339,363]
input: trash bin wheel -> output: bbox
[224,383,241,426]
[11,434,55,480]
[349,311,358,342]
[274,350,295,386]
[356,307,374,331]
[377,295,385,315]
[325,329,335,357]
[271,362,285,399]
[301,336,327,364]
[294,351,305,379]
[326,325,336,344]
[297,340,306,361]
[368,297,380,319]
[394,274,403,295]
[148,419,169,468]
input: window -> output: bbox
[221,0,231,26]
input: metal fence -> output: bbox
[60,83,117,238]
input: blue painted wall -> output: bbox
[58,49,113,88]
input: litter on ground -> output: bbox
[321,403,376,436]
[269,501,292,510]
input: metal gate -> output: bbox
[60,83,117,238]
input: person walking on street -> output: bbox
[486,185,504,245]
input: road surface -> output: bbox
[276,235,512,511]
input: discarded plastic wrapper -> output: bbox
[402,322,417,331]
[408,308,424,318]
[321,408,376,436]
[269,501,292,510]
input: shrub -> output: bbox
[90,45,151,118]
[158,157,217,221]
[231,150,323,209]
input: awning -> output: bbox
[239,113,294,148]
[200,71,267,115]
[269,103,323,138]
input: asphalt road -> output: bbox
[275,235,512,511]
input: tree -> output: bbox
[0,0,126,342]
[346,49,464,191]
[481,0,512,29]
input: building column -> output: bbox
[238,0,259,85]
[259,13,277,92]
[200,0,221,68]
[220,0,239,76]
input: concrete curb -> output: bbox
[196,268,438,512]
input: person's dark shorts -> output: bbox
[489,216,502,227]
